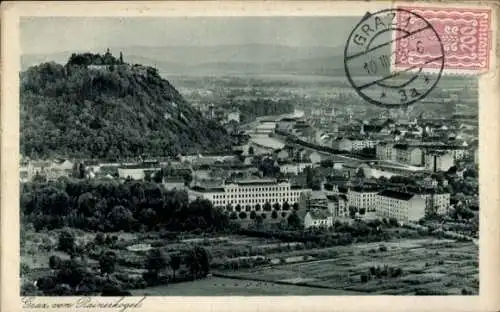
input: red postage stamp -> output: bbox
[393,7,492,73]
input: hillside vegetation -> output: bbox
[20,54,234,160]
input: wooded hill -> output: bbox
[20,53,234,160]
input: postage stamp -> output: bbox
[344,8,444,108]
[394,7,492,73]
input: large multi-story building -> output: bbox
[190,179,311,211]
[376,141,395,161]
[304,210,333,229]
[21,159,75,182]
[377,142,424,166]
[338,137,377,152]
[424,150,455,172]
[393,144,423,166]
[375,190,426,222]
[347,187,380,212]
[326,194,348,217]
[302,191,328,210]
[415,192,451,216]
[280,162,313,175]
[117,165,161,180]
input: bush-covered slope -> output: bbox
[20,61,233,159]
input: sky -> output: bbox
[21,16,357,54]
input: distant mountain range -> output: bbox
[22,44,349,76]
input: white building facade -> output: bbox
[375,190,426,222]
[347,188,379,212]
[191,179,311,211]
[424,151,455,172]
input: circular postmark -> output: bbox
[344,8,444,108]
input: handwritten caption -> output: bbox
[22,296,147,312]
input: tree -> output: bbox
[320,159,334,168]
[464,167,478,178]
[58,229,75,254]
[282,201,290,211]
[263,202,272,211]
[271,210,278,219]
[255,204,261,211]
[77,192,96,217]
[186,246,209,280]
[225,203,233,212]
[349,206,358,218]
[49,255,62,270]
[293,202,300,211]
[261,213,267,219]
[239,211,247,219]
[146,248,168,281]
[281,212,288,218]
[324,183,334,191]
[250,211,257,219]
[255,215,264,227]
[355,169,366,178]
[107,205,136,231]
[360,272,369,283]
[55,259,85,288]
[36,276,56,294]
[99,251,117,276]
[235,204,242,212]
[153,170,164,183]
[94,233,105,245]
[245,205,251,212]
[273,202,281,211]
[139,208,157,230]
[196,246,210,277]
[170,255,181,281]
[248,146,255,155]
[229,211,238,220]
[287,211,301,229]
[144,171,152,182]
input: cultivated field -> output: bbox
[130,276,358,296]
[21,226,478,296]
[219,238,478,295]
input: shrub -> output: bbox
[360,273,369,283]
[369,266,376,276]
[95,233,105,245]
[58,229,75,253]
[391,267,403,277]
[101,282,131,296]
[36,275,58,294]
[20,263,30,276]
[378,245,388,252]
[49,255,63,270]
[229,212,238,220]
[21,282,40,296]
[239,211,247,219]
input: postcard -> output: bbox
[1,1,499,312]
